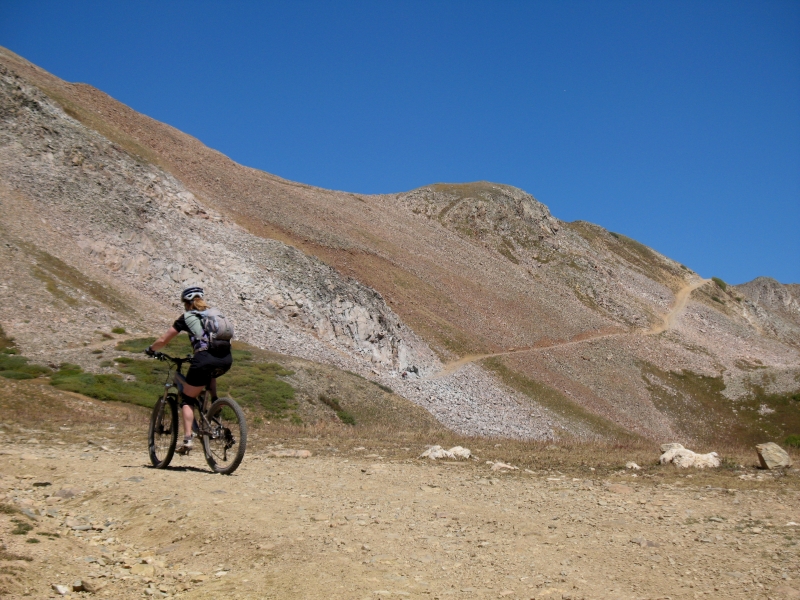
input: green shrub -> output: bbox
[336,410,356,425]
[0,324,14,352]
[712,277,727,291]
[0,353,51,380]
[785,435,800,448]
[11,519,33,535]
[50,362,164,408]
[712,296,724,304]
[111,327,126,334]
[374,382,393,394]
[319,394,356,425]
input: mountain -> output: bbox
[1,46,798,445]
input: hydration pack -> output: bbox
[185,308,234,349]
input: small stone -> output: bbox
[625,462,641,470]
[131,563,155,576]
[756,442,792,470]
[490,461,518,471]
[266,449,312,458]
[82,579,106,593]
[52,584,69,596]
[72,580,85,592]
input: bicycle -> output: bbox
[146,352,247,475]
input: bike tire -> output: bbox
[148,394,178,468]
[202,397,247,475]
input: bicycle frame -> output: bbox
[155,353,233,446]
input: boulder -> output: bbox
[659,444,720,468]
[756,442,792,469]
[419,445,471,460]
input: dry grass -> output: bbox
[1,375,797,493]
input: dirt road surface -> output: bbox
[2,430,800,599]
[646,279,710,336]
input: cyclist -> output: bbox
[146,286,233,454]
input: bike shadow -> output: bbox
[122,464,215,474]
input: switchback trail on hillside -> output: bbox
[430,277,710,379]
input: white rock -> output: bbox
[490,461,518,471]
[52,584,70,596]
[625,462,641,470]
[659,444,720,468]
[448,446,471,459]
[419,445,454,460]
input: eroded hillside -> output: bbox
[1,46,798,444]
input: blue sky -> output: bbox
[1,1,798,284]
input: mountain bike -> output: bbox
[146,352,247,475]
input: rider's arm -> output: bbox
[149,327,179,352]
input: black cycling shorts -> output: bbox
[185,350,232,387]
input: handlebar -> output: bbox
[146,350,192,367]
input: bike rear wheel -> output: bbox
[148,394,178,468]
[202,397,247,475]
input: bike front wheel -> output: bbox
[148,393,178,468]
[202,397,247,475]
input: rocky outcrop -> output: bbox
[397,181,560,245]
[0,62,421,372]
[756,442,792,470]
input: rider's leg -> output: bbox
[208,378,218,401]
[180,383,205,444]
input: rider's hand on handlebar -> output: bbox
[145,346,156,357]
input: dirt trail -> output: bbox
[431,277,709,379]
[2,434,799,600]
[645,278,710,335]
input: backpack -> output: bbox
[185,308,234,348]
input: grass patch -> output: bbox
[712,277,728,292]
[0,325,16,353]
[36,531,59,538]
[568,223,680,287]
[10,519,33,535]
[25,538,40,544]
[0,328,51,380]
[0,504,19,515]
[484,357,641,441]
[373,382,393,394]
[0,545,31,562]
[111,327,126,334]
[319,394,356,425]
[643,362,800,446]
[498,244,520,264]
[712,296,724,304]
[785,435,800,448]
[31,265,78,307]
[18,240,136,315]
[48,337,298,417]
